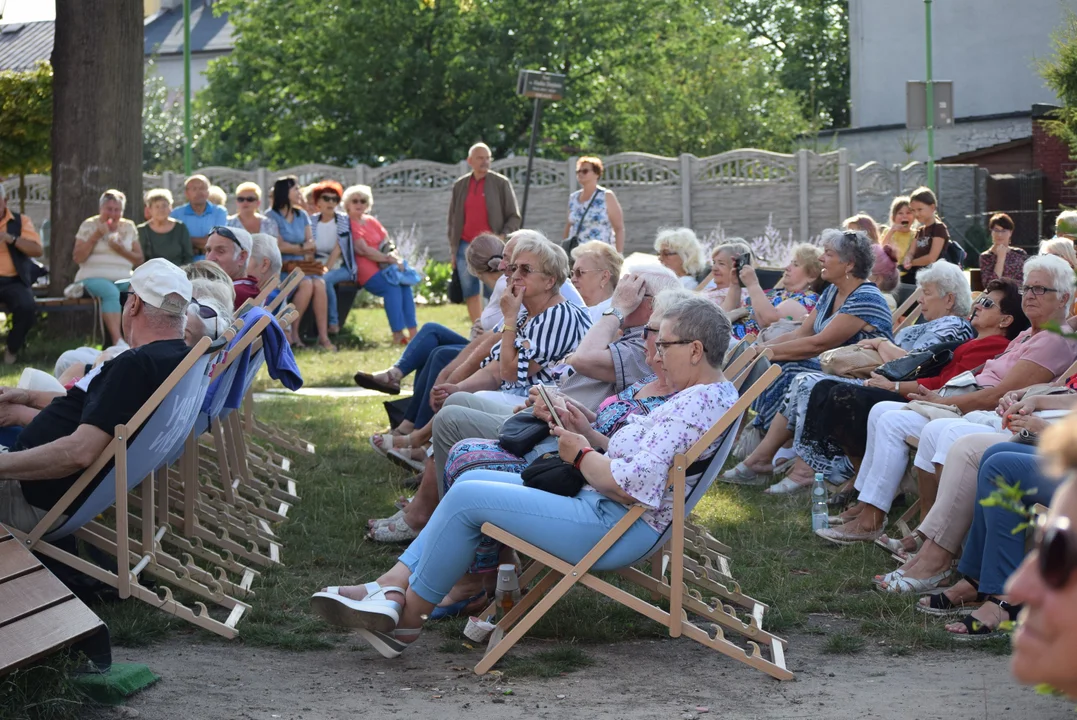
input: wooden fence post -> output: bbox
[680,154,693,228]
[797,149,810,242]
[568,156,579,194]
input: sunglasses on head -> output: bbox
[210,226,243,249]
[236,196,259,203]
[1034,515,1077,589]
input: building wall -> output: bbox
[848,0,1076,128]
[149,53,225,92]
[830,116,1033,167]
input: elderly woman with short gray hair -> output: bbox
[654,227,705,290]
[704,240,753,306]
[73,189,145,345]
[728,259,975,492]
[741,229,893,442]
[432,230,592,408]
[310,292,740,657]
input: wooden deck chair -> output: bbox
[694,272,713,292]
[264,269,305,315]
[0,523,106,676]
[473,363,793,680]
[894,303,924,332]
[892,286,922,325]
[8,336,252,639]
[1059,355,1077,385]
[165,314,284,569]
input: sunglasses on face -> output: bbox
[209,226,244,249]
[1033,515,1077,590]
[236,196,259,203]
[190,300,220,336]
[509,263,545,277]
[576,167,593,175]
[1019,285,1059,296]
[320,195,340,203]
[350,197,369,205]
[571,268,598,279]
[974,295,997,310]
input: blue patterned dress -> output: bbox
[568,187,614,246]
[750,282,893,432]
[443,377,671,573]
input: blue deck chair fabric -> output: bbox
[44,352,214,543]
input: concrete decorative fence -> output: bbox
[4,150,987,262]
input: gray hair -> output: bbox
[1055,209,1077,237]
[509,229,569,286]
[634,263,680,296]
[187,296,232,342]
[654,227,705,276]
[1040,237,1077,270]
[650,286,693,324]
[1025,253,1077,300]
[143,294,188,333]
[251,232,282,277]
[658,291,732,367]
[571,241,623,288]
[144,187,174,207]
[713,240,753,263]
[821,228,875,279]
[468,142,492,157]
[915,260,972,317]
[99,188,127,211]
[191,277,235,314]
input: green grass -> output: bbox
[0,657,87,720]
[8,305,1007,714]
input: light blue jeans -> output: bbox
[363,269,417,333]
[398,470,660,605]
[322,266,355,327]
[81,277,128,314]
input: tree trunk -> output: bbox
[48,0,143,296]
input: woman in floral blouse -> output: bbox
[979,213,1027,285]
[311,293,738,657]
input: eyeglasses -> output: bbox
[974,295,997,310]
[1033,515,1076,589]
[576,167,593,175]
[320,195,340,203]
[209,226,244,249]
[236,196,259,203]
[991,227,1010,234]
[508,263,546,277]
[571,268,598,280]
[1019,285,1059,296]
[655,339,703,357]
[642,325,658,340]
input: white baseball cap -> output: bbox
[122,258,193,315]
[211,225,253,256]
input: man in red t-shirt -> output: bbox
[447,143,522,321]
[205,225,259,310]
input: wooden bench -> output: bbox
[0,291,105,344]
[0,523,105,676]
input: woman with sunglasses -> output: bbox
[309,180,356,335]
[568,241,621,320]
[1007,429,1077,696]
[226,182,280,239]
[343,184,417,346]
[563,156,625,254]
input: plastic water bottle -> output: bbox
[495,564,521,617]
[811,473,829,531]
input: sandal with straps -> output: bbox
[356,627,420,659]
[370,433,411,458]
[947,598,1022,641]
[310,582,404,633]
[916,590,985,617]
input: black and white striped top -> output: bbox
[481,300,593,395]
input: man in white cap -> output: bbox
[0,258,194,532]
[204,225,258,310]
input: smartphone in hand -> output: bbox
[536,384,564,429]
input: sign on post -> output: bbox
[517,70,566,101]
[907,81,954,131]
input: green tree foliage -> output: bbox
[726,0,850,129]
[143,58,209,172]
[1041,12,1077,155]
[0,61,53,190]
[197,0,808,166]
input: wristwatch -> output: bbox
[602,307,625,328]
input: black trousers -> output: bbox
[0,277,36,353]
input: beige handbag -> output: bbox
[820,345,883,379]
[904,400,963,421]
[758,318,801,343]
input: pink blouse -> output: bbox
[976,327,1077,387]
[599,381,738,533]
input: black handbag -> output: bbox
[498,407,550,457]
[521,452,587,497]
[448,264,464,304]
[562,188,601,258]
[875,340,963,382]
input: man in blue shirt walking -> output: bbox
[170,174,227,261]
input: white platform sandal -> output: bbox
[357,627,421,659]
[311,582,404,633]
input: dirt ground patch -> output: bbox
[86,632,1073,720]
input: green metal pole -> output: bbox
[183,0,192,175]
[924,0,935,191]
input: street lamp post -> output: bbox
[183,0,192,175]
[924,0,934,191]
